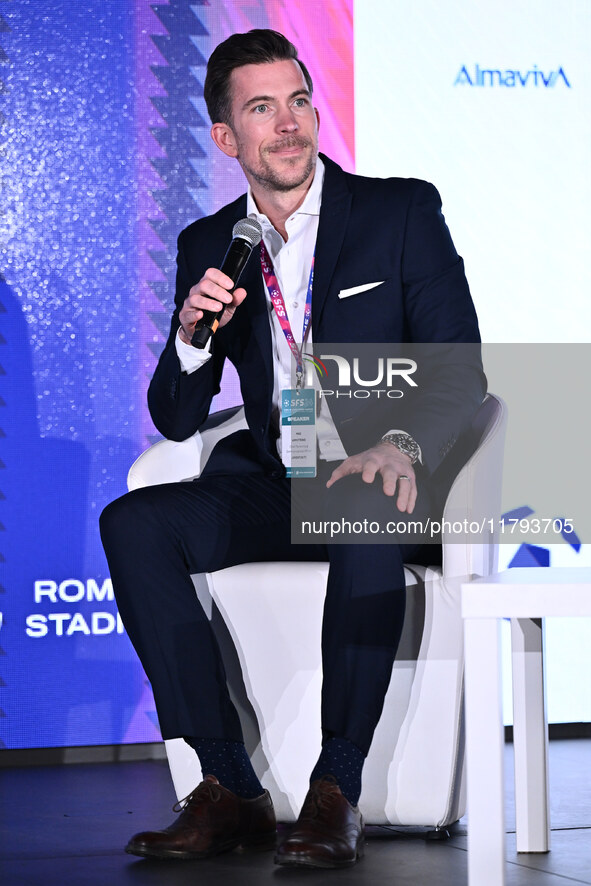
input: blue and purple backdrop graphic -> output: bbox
[0,0,353,749]
[2,0,590,750]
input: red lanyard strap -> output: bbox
[260,240,314,384]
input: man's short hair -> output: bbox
[204,29,314,126]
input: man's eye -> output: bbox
[254,104,268,113]
[294,98,307,108]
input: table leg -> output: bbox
[464,616,506,886]
[511,617,550,852]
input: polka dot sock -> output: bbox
[309,736,365,806]
[185,737,264,799]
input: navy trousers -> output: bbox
[100,462,433,756]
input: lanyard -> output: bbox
[260,240,314,387]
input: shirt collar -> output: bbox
[246,155,325,227]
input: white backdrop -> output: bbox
[355,0,591,343]
[354,0,591,724]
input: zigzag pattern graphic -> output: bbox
[138,0,213,444]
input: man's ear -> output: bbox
[211,122,239,158]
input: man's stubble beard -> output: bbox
[237,136,317,194]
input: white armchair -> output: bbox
[128,394,507,826]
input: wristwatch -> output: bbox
[380,432,421,464]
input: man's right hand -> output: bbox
[178,268,247,344]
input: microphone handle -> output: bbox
[191,238,254,349]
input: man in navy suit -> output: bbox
[100,29,485,869]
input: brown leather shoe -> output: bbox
[125,775,276,859]
[274,776,364,868]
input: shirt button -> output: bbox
[293,301,299,309]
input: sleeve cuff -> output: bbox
[175,327,212,374]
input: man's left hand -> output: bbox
[326,443,417,513]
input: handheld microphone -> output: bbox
[191,217,263,349]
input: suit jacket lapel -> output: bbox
[228,196,275,399]
[312,154,352,339]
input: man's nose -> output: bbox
[275,106,298,132]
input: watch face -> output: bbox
[384,434,419,462]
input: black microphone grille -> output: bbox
[232,217,263,248]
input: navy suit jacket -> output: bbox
[148,154,486,481]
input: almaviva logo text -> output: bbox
[454,64,571,88]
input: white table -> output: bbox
[461,567,591,886]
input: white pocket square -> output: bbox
[338,281,385,299]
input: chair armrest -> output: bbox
[127,406,247,491]
[127,435,203,490]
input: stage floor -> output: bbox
[2,739,590,885]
